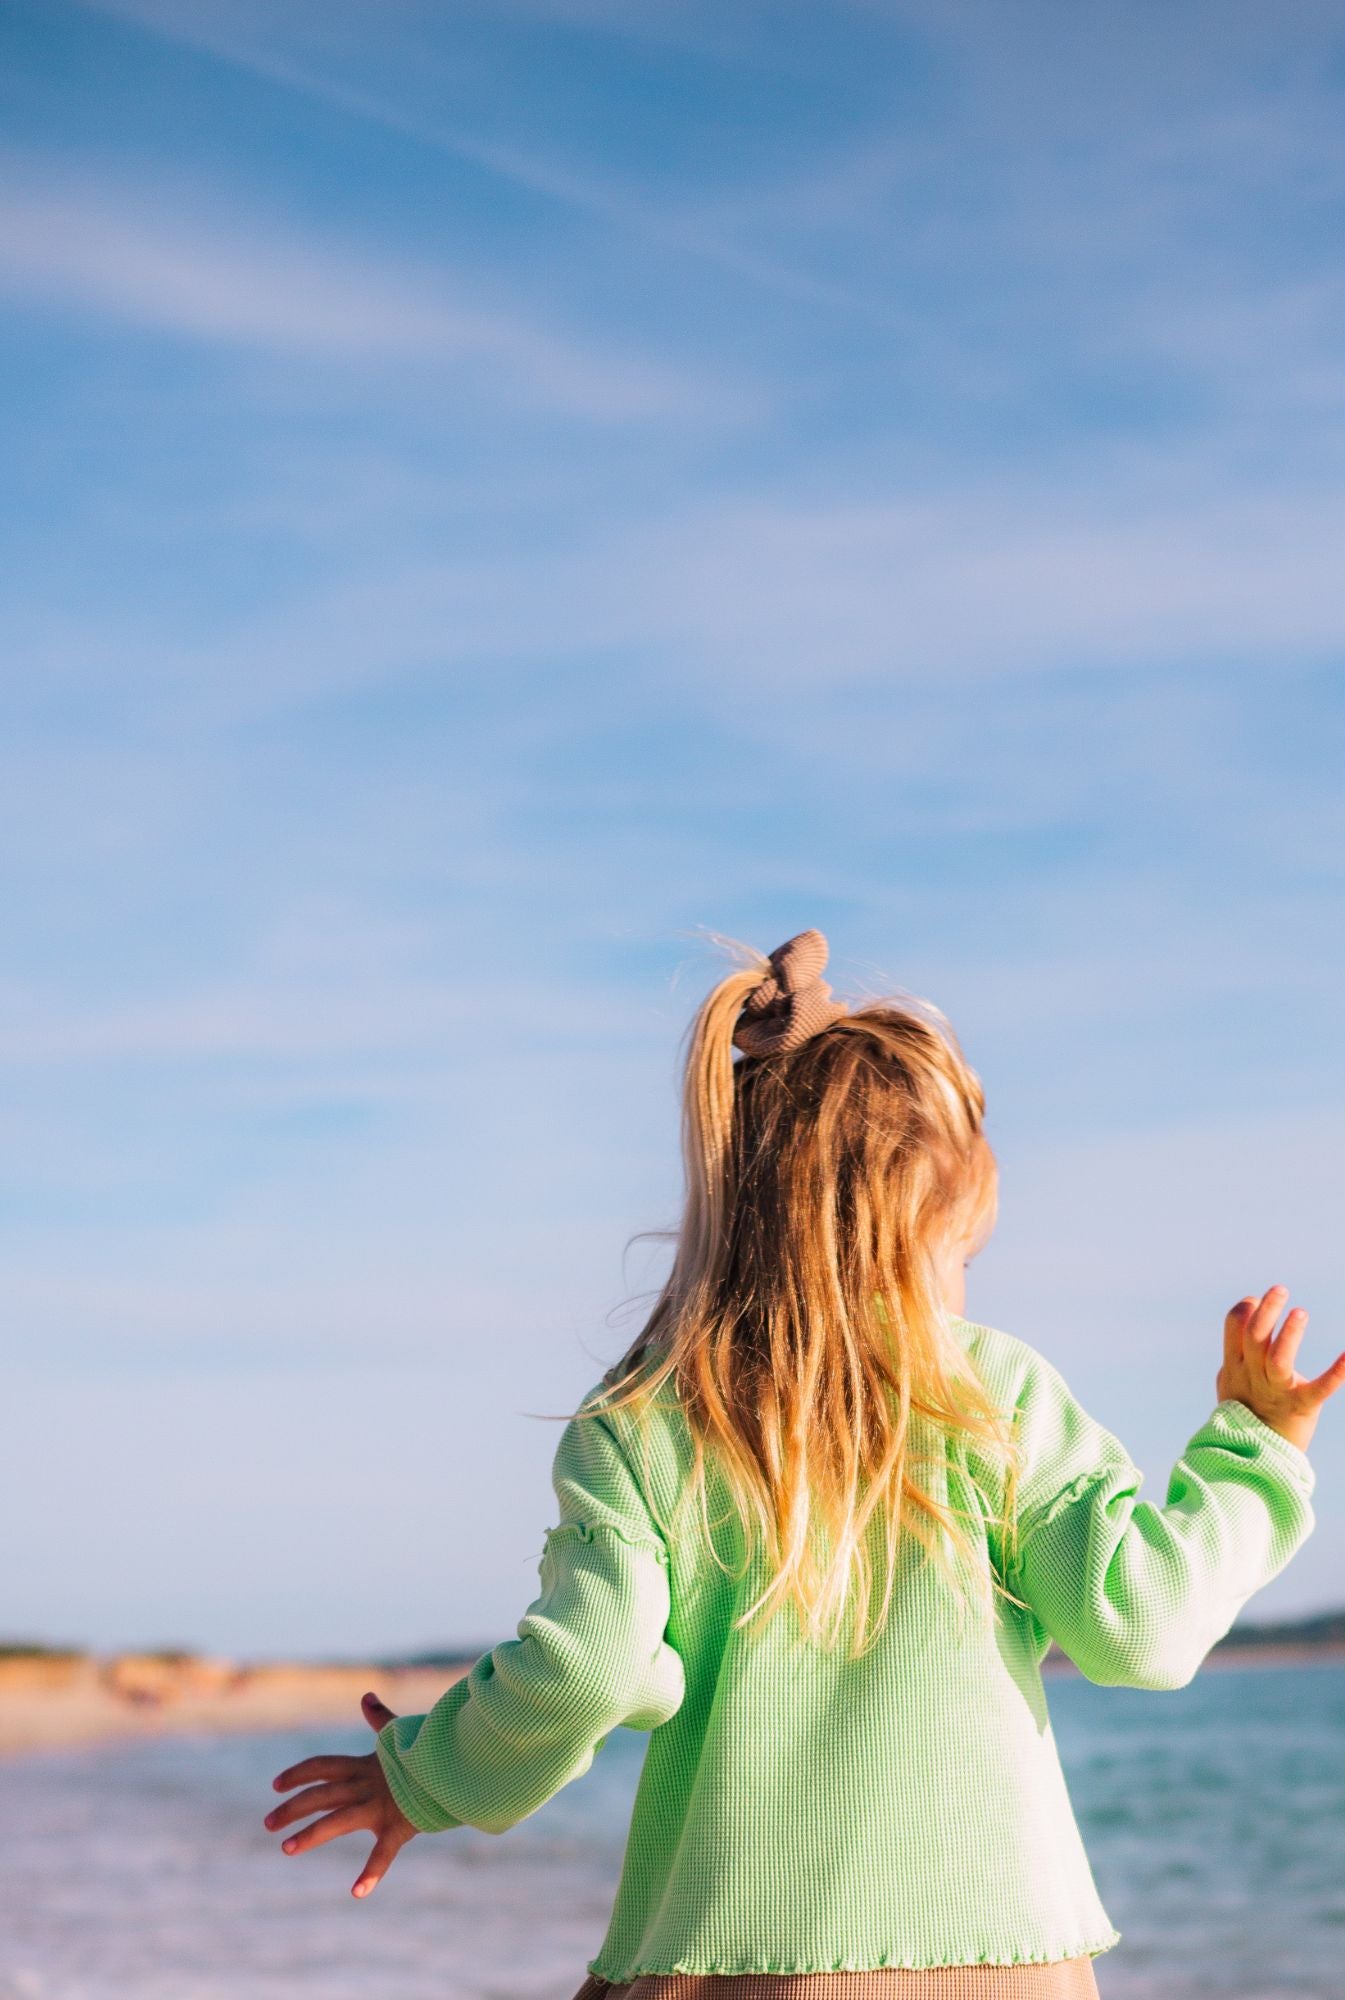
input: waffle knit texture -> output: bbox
[376,1316,1317,1982]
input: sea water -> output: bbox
[1,1659,1342,2000]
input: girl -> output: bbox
[266,930,1341,1998]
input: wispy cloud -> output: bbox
[0,161,738,420]
[85,0,797,85]
[59,473,1341,728]
[78,0,911,324]
[0,962,637,1068]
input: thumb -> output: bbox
[361,1689,397,1731]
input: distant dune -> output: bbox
[3,1612,1343,1757]
[0,1646,468,1757]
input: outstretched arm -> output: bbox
[1003,1289,1334,1690]
[373,1399,685,1835]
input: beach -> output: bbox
[6,1655,1344,1999]
[4,1640,1344,1760]
[0,1652,469,1758]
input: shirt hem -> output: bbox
[587,1931,1124,1979]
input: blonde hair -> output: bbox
[592,938,1026,1659]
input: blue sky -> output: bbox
[2,0,1343,1658]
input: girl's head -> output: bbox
[600,931,1020,1655]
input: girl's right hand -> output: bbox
[1218,1287,1345,1454]
[265,1692,420,1899]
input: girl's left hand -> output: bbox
[265,1690,420,1898]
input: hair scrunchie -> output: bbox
[732,928,848,1058]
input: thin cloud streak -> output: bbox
[110,478,1345,726]
[0,168,737,420]
[8,468,1345,750]
[0,970,638,1066]
[78,0,915,325]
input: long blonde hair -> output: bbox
[592,937,1025,1658]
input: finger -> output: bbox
[1246,1286,1287,1350]
[361,1691,398,1729]
[278,1803,367,1856]
[265,1779,361,1832]
[272,1756,361,1793]
[352,1830,404,1899]
[1223,1297,1256,1372]
[1268,1307,1310,1383]
[1301,1349,1345,1407]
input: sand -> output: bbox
[0,1653,469,1758]
[4,1641,1343,1759]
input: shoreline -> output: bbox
[1041,1640,1345,1676]
[4,1641,1345,1759]
[0,1655,470,1759]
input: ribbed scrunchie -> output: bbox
[731,929,848,1058]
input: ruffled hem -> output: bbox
[544,1519,672,1565]
[588,1932,1124,1980]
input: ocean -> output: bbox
[2,1658,1342,2000]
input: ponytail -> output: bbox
[591,937,1022,1657]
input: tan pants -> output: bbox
[572,1961,1103,2000]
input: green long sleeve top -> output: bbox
[375,1316,1318,1981]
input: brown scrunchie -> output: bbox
[732,929,848,1058]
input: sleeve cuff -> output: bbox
[376,1720,464,1834]
[1210,1399,1317,1495]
